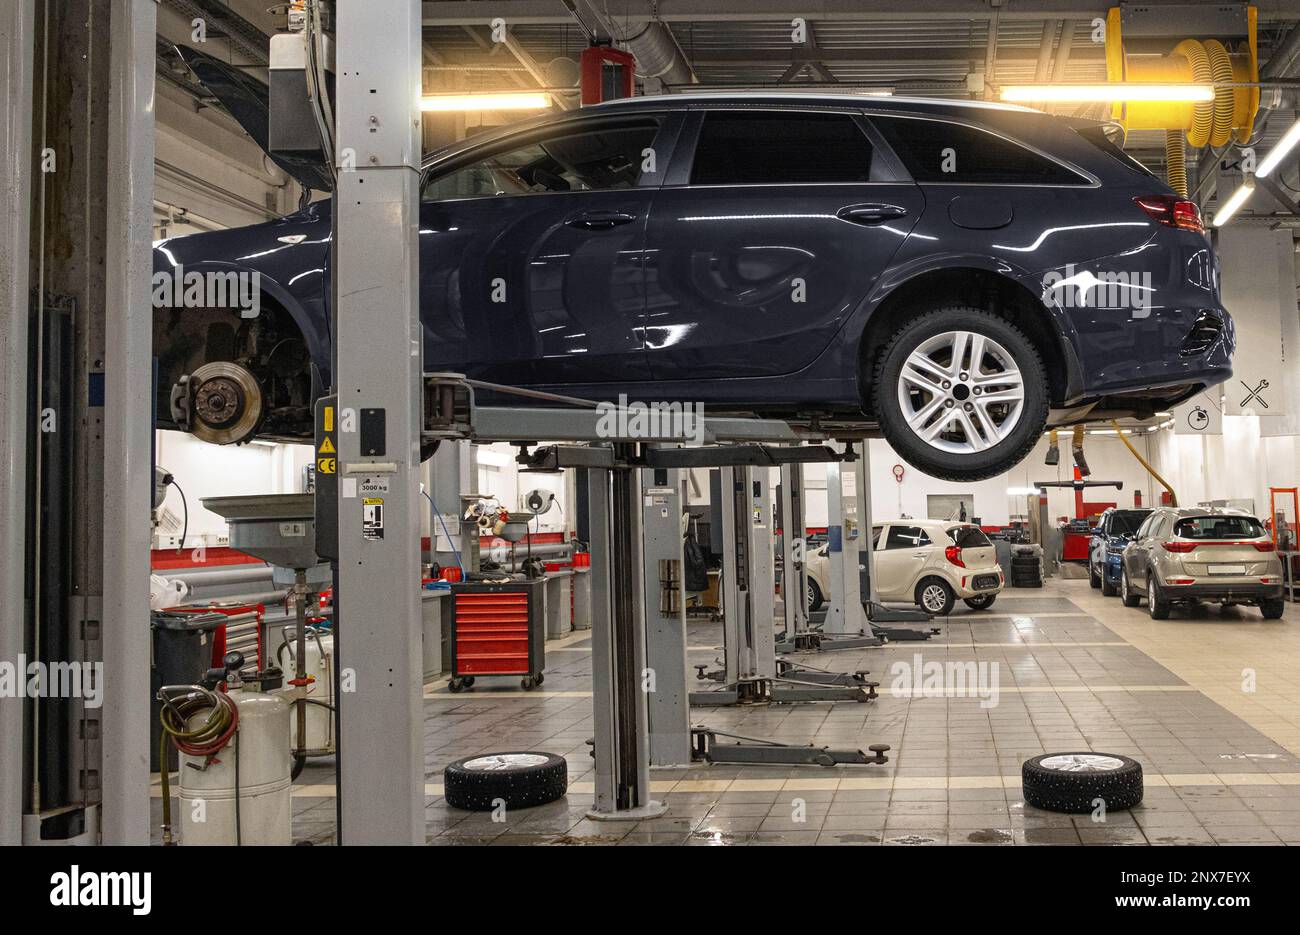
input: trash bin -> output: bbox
[150,611,225,772]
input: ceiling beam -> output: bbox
[422,1,1300,26]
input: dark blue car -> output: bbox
[154,55,1233,482]
[1089,506,1152,595]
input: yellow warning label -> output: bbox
[324,406,334,432]
[317,457,336,474]
[318,436,336,454]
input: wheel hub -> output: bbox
[896,330,1025,454]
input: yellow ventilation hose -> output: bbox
[1111,419,1177,507]
[1165,131,1188,197]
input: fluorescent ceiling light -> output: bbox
[1212,176,1255,227]
[1007,486,1042,496]
[420,92,551,112]
[1256,116,1300,178]
[1000,84,1215,103]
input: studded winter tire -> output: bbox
[1022,752,1143,814]
[443,752,568,812]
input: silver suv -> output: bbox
[1119,508,1285,619]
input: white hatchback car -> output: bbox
[805,519,1004,616]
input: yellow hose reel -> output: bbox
[1105,6,1259,194]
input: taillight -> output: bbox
[945,545,965,567]
[1162,541,1196,553]
[1134,194,1205,233]
[1253,541,1276,552]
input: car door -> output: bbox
[419,114,678,387]
[641,108,923,380]
[874,524,932,601]
[1126,514,1159,585]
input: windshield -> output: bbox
[1109,510,1149,536]
[1173,516,1265,540]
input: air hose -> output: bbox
[1165,131,1188,197]
[1111,419,1178,507]
[157,685,239,845]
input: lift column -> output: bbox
[588,457,666,818]
[778,462,810,642]
[642,467,690,767]
[334,0,425,844]
[823,447,864,636]
[719,465,776,697]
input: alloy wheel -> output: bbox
[896,330,1025,454]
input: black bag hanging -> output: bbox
[684,531,709,592]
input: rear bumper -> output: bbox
[1160,581,1282,602]
[955,569,1004,598]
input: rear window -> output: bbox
[948,526,991,548]
[1173,516,1265,540]
[1074,124,1156,179]
[871,115,1087,185]
[690,111,874,185]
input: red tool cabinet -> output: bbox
[447,580,545,692]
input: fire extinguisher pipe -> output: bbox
[1111,419,1178,507]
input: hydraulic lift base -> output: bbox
[691,728,890,767]
[586,801,668,822]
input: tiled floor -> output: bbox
[151,578,1300,845]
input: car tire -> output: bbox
[1147,570,1170,620]
[873,306,1049,482]
[915,577,956,616]
[1120,566,1140,607]
[1261,598,1285,620]
[1022,753,1143,814]
[807,578,824,613]
[963,594,996,611]
[1100,573,1118,597]
[1088,559,1101,588]
[443,752,568,812]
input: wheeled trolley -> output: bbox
[447,579,546,691]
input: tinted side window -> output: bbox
[423,120,659,202]
[690,112,873,185]
[885,526,931,549]
[870,115,1087,185]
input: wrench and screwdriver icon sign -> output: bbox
[1239,379,1269,409]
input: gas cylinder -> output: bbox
[178,667,292,846]
[277,625,334,754]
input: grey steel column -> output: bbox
[823,450,863,635]
[855,442,878,603]
[100,0,156,846]
[587,464,664,818]
[335,0,425,844]
[778,462,809,637]
[719,466,775,686]
[0,0,35,847]
[642,468,689,767]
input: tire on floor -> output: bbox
[444,752,568,812]
[1022,752,1143,814]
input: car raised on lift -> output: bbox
[154,50,1235,482]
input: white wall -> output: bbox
[154,430,313,547]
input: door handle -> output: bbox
[837,203,908,225]
[566,210,636,230]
